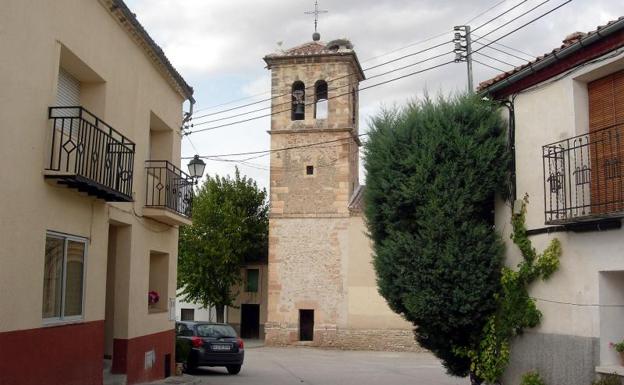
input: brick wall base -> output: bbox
[265,325,424,352]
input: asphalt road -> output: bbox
[182,346,470,385]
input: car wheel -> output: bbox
[226,365,241,375]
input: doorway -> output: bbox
[240,304,260,339]
[299,309,314,341]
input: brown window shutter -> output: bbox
[588,70,624,214]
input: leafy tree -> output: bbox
[178,168,268,322]
[364,95,509,379]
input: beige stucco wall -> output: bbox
[494,52,624,366]
[347,216,413,330]
[0,0,187,341]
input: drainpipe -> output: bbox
[182,96,196,130]
[500,95,517,206]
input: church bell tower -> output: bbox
[263,36,365,346]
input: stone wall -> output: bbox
[265,325,423,352]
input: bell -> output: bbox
[294,103,305,115]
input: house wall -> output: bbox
[495,52,624,385]
[0,1,188,384]
[227,264,269,339]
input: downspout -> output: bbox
[500,95,517,206]
[182,96,196,129]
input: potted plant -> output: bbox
[609,340,624,365]
[148,290,160,309]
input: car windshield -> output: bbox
[196,324,237,338]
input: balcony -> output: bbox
[543,123,624,224]
[144,160,194,226]
[45,107,135,202]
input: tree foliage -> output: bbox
[458,196,560,384]
[178,168,268,322]
[363,95,509,377]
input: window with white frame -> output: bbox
[42,232,86,321]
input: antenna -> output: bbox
[305,0,328,41]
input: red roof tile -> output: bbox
[477,17,624,93]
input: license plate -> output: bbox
[212,344,232,351]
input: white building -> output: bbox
[480,17,624,385]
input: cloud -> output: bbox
[126,0,624,188]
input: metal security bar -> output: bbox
[46,107,135,201]
[145,160,193,218]
[543,123,624,224]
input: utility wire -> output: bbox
[181,134,370,160]
[472,0,531,33]
[473,58,508,72]
[189,0,535,122]
[473,40,531,63]
[473,33,536,59]
[190,41,452,122]
[193,51,452,126]
[185,59,455,134]
[190,0,511,115]
[186,1,572,135]
[474,51,517,68]
[472,0,572,56]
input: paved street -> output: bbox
[158,346,470,385]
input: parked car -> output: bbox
[175,321,245,374]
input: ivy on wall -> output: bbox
[457,195,561,384]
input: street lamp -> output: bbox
[187,155,206,183]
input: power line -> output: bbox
[193,50,452,126]
[472,0,572,56]
[190,0,511,116]
[473,58,508,72]
[473,33,536,59]
[190,40,452,122]
[474,51,517,68]
[182,134,369,160]
[185,59,455,134]
[472,0,531,33]
[185,0,572,136]
[189,0,534,123]
[473,0,552,45]
[473,40,531,63]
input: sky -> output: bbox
[125,0,624,190]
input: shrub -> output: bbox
[520,371,546,385]
[364,94,509,377]
[591,374,621,385]
[175,338,191,363]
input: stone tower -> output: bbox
[263,38,366,346]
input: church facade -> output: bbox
[263,37,419,350]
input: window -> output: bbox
[352,87,358,126]
[291,81,305,121]
[246,269,259,292]
[180,308,195,321]
[314,80,328,119]
[42,232,86,321]
[306,165,314,175]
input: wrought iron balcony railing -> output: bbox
[145,160,194,219]
[45,107,135,202]
[543,123,624,224]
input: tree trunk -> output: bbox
[216,304,225,323]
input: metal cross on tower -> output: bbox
[305,0,328,41]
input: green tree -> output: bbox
[363,95,509,380]
[178,168,269,322]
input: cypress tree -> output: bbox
[364,95,509,377]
